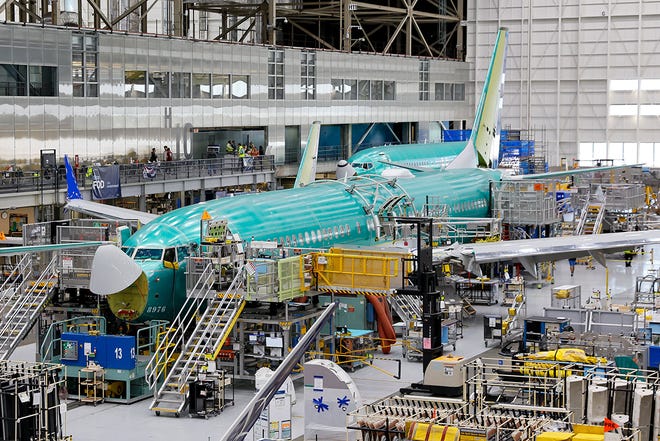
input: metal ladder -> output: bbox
[146,262,245,417]
[390,294,422,324]
[0,254,58,359]
[576,200,605,236]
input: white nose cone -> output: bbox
[89,244,143,295]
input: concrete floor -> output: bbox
[10,248,657,440]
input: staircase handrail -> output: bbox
[0,254,32,320]
[145,259,215,389]
[0,255,57,358]
[162,264,245,394]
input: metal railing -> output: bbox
[0,155,275,194]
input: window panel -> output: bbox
[232,75,249,99]
[212,74,229,98]
[435,83,444,100]
[172,72,191,98]
[192,73,210,98]
[371,80,383,100]
[639,143,653,167]
[125,70,146,97]
[454,83,465,101]
[345,79,357,100]
[358,80,370,100]
[384,81,395,100]
[331,79,343,100]
[148,71,170,98]
[29,66,57,96]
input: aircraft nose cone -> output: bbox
[90,244,142,295]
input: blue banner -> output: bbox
[91,165,121,200]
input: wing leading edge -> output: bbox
[440,230,660,277]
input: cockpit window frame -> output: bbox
[134,248,164,261]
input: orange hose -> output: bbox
[366,295,396,354]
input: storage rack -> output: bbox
[501,279,525,307]
[78,365,105,405]
[0,360,68,441]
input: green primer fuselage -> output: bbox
[348,141,467,175]
[117,168,501,322]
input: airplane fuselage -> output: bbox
[349,141,467,175]
[110,168,501,322]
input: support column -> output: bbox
[173,0,183,37]
[138,195,147,213]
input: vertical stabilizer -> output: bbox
[447,27,508,170]
[293,121,321,188]
[64,155,82,200]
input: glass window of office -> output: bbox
[444,83,454,101]
[148,71,169,98]
[454,83,465,101]
[268,48,284,100]
[434,83,444,100]
[331,79,343,100]
[72,32,98,97]
[171,72,191,98]
[0,64,27,96]
[192,73,211,98]
[358,80,370,100]
[232,75,249,99]
[125,70,146,97]
[419,60,429,101]
[344,79,357,100]
[370,80,383,100]
[211,74,229,99]
[384,81,396,100]
[301,51,316,100]
[29,66,57,96]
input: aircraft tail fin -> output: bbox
[64,154,82,200]
[293,121,321,188]
[447,27,508,170]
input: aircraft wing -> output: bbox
[63,154,158,225]
[65,198,158,225]
[0,241,107,256]
[507,164,642,180]
[438,230,660,277]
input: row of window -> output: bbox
[331,79,397,101]
[124,71,250,99]
[0,64,58,97]
[578,142,660,167]
[450,198,488,214]
[72,32,99,97]
[435,83,465,101]
[266,222,362,247]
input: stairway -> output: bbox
[575,200,605,236]
[390,294,422,324]
[147,262,245,417]
[0,254,58,359]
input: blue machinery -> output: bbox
[40,316,167,403]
